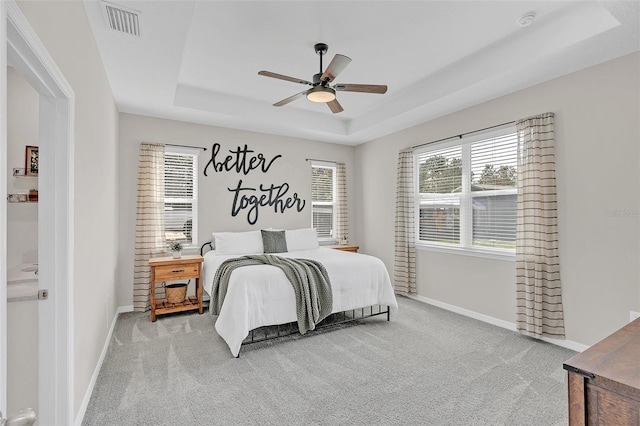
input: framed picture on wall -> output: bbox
[25,145,38,176]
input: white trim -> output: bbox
[165,145,200,156]
[0,0,8,415]
[4,2,75,424]
[318,239,339,246]
[164,148,199,249]
[309,159,336,168]
[117,305,134,314]
[73,305,133,426]
[414,125,518,258]
[536,334,588,353]
[6,2,72,97]
[415,243,516,261]
[407,294,589,353]
[311,163,337,240]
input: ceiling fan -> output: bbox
[258,43,388,114]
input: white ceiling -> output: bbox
[84,1,640,145]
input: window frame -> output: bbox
[164,146,199,250]
[311,161,338,244]
[414,126,517,261]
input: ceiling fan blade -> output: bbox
[320,54,352,83]
[334,84,388,94]
[273,90,307,107]
[327,99,343,114]
[258,71,313,86]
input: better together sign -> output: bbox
[203,143,306,225]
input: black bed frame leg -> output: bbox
[233,303,393,358]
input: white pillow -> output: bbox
[213,230,263,255]
[285,228,319,251]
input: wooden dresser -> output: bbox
[563,318,640,425]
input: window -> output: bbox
[164,148,198,247]
[311,163,337,241]
[415,127,517,256]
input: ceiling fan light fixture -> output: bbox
[306,86,336,103]
[259,43,387,113]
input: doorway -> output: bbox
[1,1,74,425]
[6,65,39,422]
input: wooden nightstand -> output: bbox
[148,255,203,322]
[326,244,359,253]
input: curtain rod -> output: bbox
[411,120,516,150]
[166,143,207,151]
[305,158,335,163]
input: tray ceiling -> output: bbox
[84,1,640,145]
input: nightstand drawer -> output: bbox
[154,263,200,281]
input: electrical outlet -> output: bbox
[630,311,640,322]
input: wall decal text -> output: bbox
[203,143,307,224]
[204,143,282,176]
[228,180,306,225]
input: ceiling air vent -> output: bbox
[101,1,142,37]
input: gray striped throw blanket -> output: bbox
[210,254,333,335]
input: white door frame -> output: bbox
[1,1,74,424]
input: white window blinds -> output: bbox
[416,127,517,253]
[311,164,336,240]
[417,145,462,245]
[164,149,198,246]
[470,133,518,249]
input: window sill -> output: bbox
[172,244,199,255]
[415,243,515,261]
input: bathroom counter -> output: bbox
[7,263,38,284]
[7,263,38,301]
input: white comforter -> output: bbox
[203,247,398,356]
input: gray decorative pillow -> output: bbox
[261,230,288,253]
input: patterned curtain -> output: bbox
[515,113,565,338]
[394,148,416,295]
[133,143,166,311]
[335,163,349,244]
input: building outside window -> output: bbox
[164,147,198,247]
[415,126,517,256]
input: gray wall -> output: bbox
[354,52,640,347]
[117,113,355,307]
[17,0,119,418]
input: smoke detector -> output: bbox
[101,1,142,37]
[517,11,536,27]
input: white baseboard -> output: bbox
[406,294,589,353]
[117,305,134,314]
[74,305,133,425]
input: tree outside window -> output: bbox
[416,129,517,252]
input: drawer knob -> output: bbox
[172,269,184,273]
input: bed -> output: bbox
[203,228,398,357]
